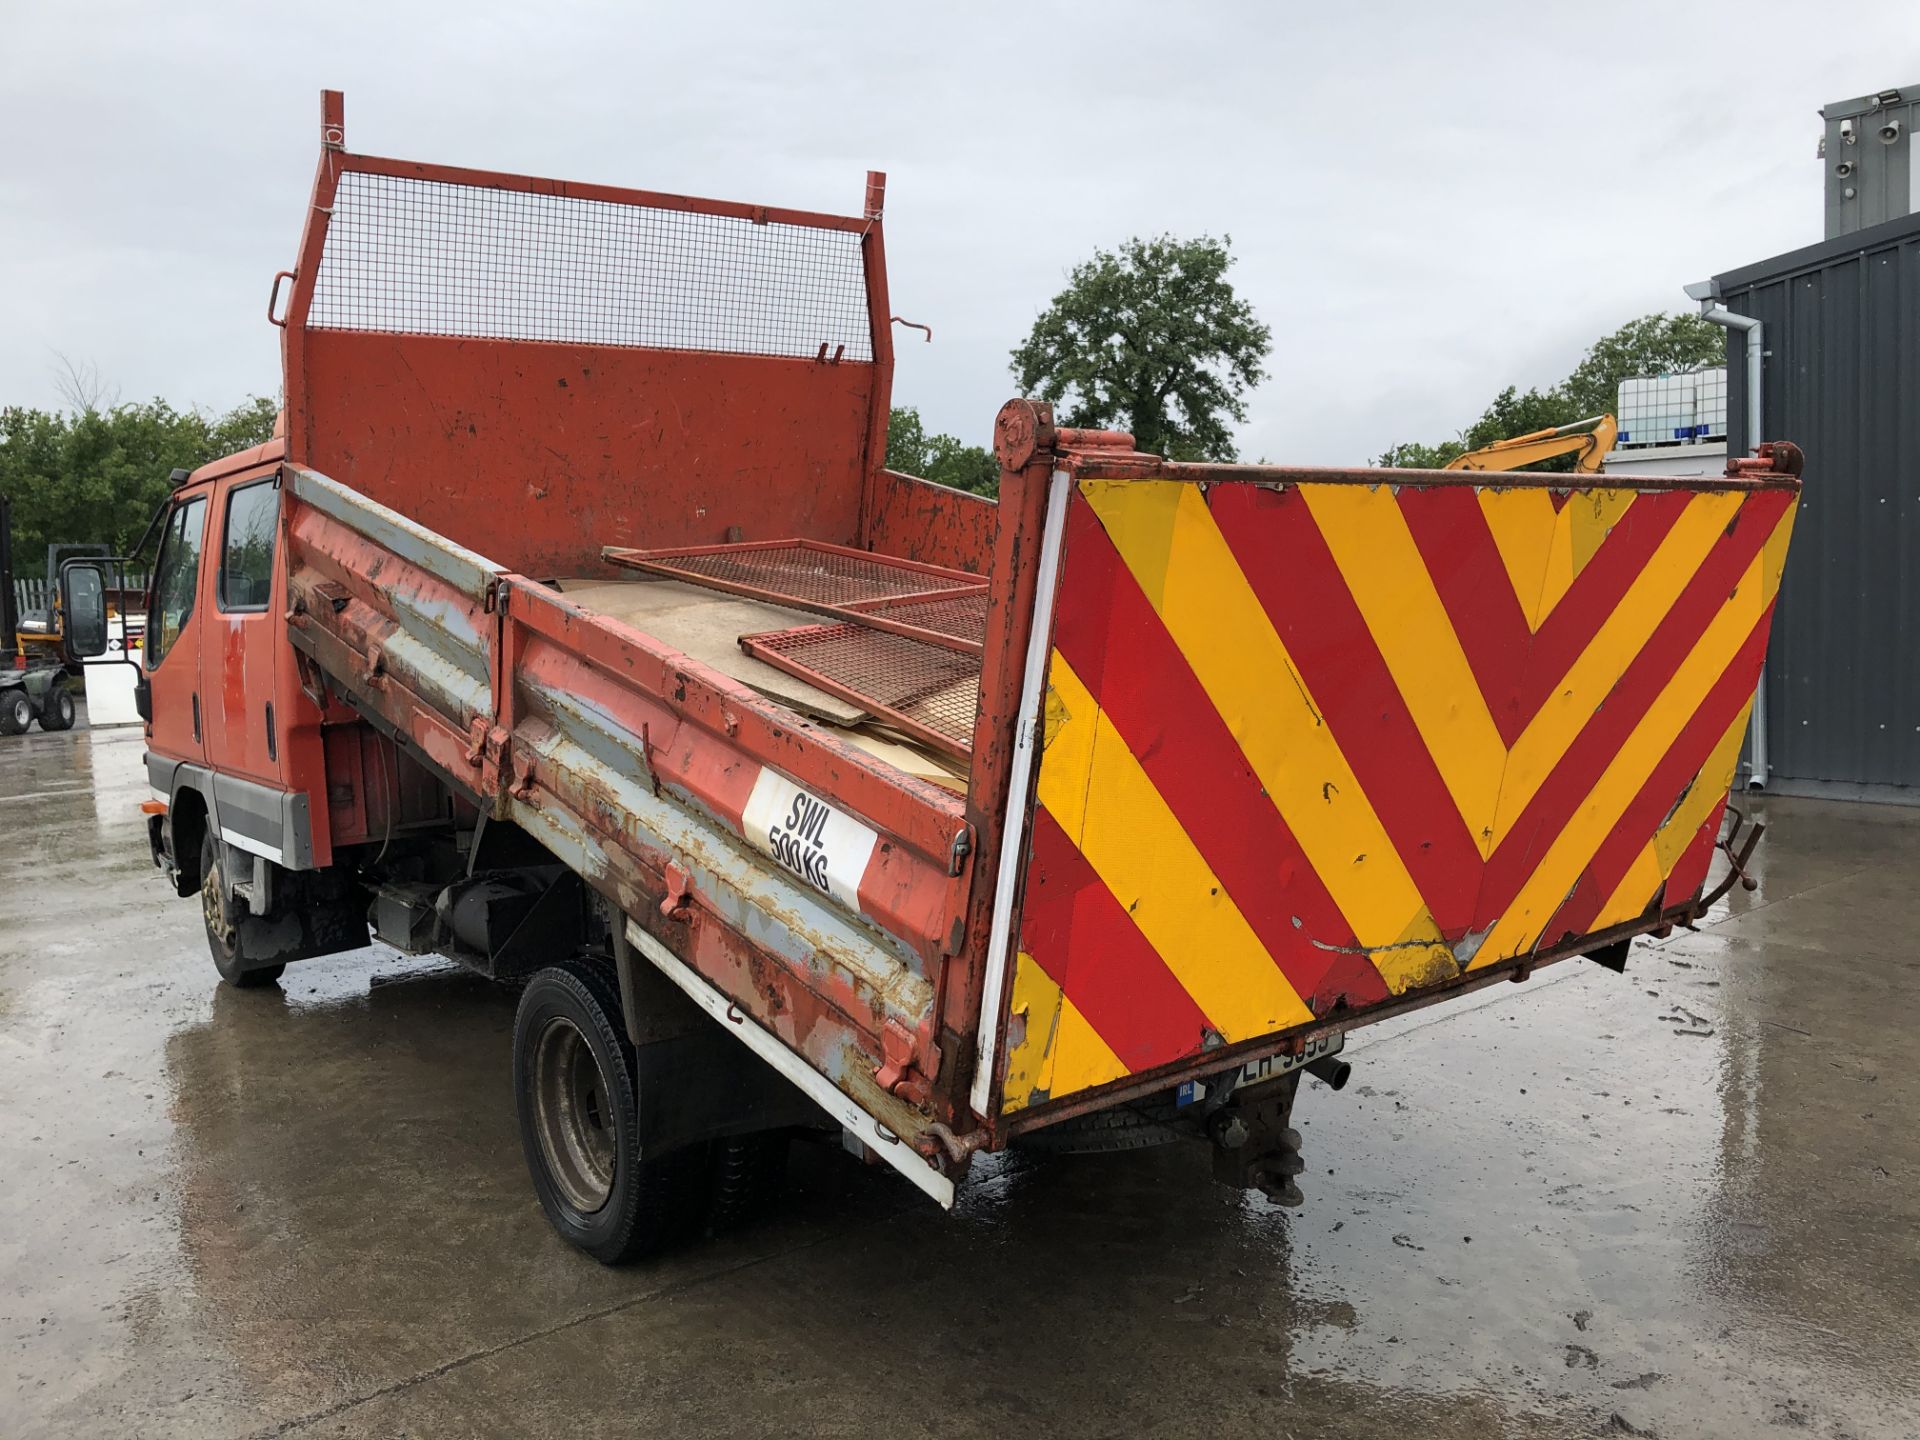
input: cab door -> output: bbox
[202,470,284,787]
[144,492,212,765]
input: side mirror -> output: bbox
[61,561,111,660]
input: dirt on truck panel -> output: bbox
[113,88,1803,1260]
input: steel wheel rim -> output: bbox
[531,1015,617,1214]
[201,855,236,949]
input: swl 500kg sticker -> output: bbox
[741,769,879,912]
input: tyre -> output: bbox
[199,831,285,987]
[37,686,75,732]
[1012,1092,1197,1155]
[0,691,31,736]
[708,1131,790,1235]
[514,959,704,1264]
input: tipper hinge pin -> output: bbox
[874,1020,930,1104]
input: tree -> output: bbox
[1377,311,1727,468]
[0,394,280,572]
[1011,234,1272,462]
[1559,312,1725,419]
[49,352,119,414]
[884,406,999,497]
[1376,438,1466,470]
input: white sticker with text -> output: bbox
[741,769,879,912]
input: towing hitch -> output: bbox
[1210,1072,1308,1207]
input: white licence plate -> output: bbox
[1176,1033,1345,1108]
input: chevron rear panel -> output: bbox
[999,475,1797,1114]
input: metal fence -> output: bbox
[11,573,148,619]
[1714,210,1920,799]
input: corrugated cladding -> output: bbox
[1715,210,1920,796]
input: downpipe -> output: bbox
[1696,297,1770,790]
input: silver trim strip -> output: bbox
[220,826,285,865]
[969,468,1072,1118]
[286,465,503,605]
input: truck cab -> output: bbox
[139,439,332,900]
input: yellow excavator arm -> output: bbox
[1444,413,1618,474]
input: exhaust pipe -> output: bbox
[1305,1055,1351,1091]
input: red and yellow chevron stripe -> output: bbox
[1000,473,1796,1113]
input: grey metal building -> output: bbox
[1709,209,1920,800]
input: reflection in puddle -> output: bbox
[6,736,1916,1436]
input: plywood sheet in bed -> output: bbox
[554,578,868,725]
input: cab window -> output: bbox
[147,497,207,670]
[218,480,279,612]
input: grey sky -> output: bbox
[3,2,1916,465]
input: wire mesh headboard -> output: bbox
[306,166,875,361]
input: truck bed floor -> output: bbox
[551,577,869,725]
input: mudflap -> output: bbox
[611,926,826,1160]
[632,1028,827,1159]
[233,864,370,967]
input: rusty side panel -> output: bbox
[283,468,974,1148]
[504,660,944,1132]
[320,727,449,846]
[503,580,969,971]
[864,469,999,576]
[284,484,498,793]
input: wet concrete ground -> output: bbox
[3,721,1917,1439]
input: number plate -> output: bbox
[1175,1032,1345,1108]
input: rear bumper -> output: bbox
[998,904,1680,1141]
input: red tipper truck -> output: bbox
[64,92,1803,1262]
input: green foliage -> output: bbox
[1560,313,1726,420]
[884,406,999,498]
[1375,438,1467,470]
[1460,386,1576,451]
[1011,234,1272,462]
[0,395,278,571]
[1377,311,1728,469]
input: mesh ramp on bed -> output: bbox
[603,538,987,758]
[738,623,979,760]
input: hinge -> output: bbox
[509,748,537,801]
[659,861,694,923]
[874,1019,932,1105]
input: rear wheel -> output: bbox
[514,960,704,1264]
[37,686,75,732]
[0,691,31,736]
[199,831,285,987]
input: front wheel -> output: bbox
[199,831,285,987]
[0,691,31,736]
[513,960,703,1264]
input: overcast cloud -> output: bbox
[3,1,1916,464]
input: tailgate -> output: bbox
[984,453,1798,1119]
